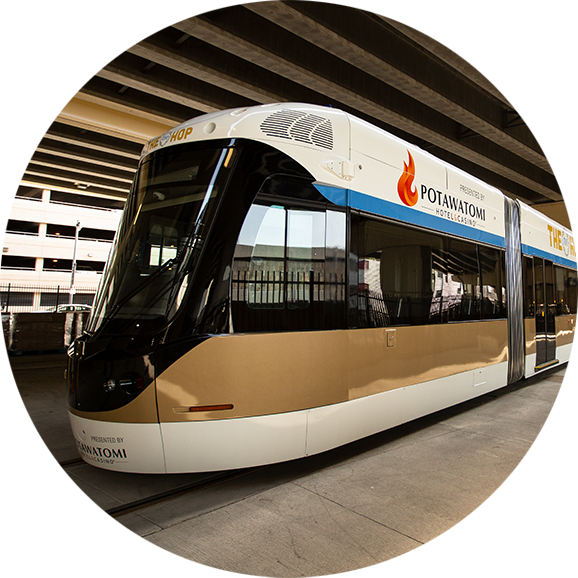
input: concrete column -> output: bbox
[32,290,42,311]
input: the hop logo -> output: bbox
[397,150,418,207]
[562,231,571,257]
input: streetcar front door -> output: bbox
[534,257,557,368]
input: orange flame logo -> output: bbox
[397,150,418,207]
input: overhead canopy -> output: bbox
[20,2,567,224]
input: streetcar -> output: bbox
[67,103,576,473]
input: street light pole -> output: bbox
[69,220,81,305]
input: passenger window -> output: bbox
[287,209,326,310]
[231,192,346,333]
[438,239,481,323]
[478,245,505,320]
[358,218,444,326]
[554,266,566,314]
[554,265,577,315]
[239,205,286,309]
[356,216,505,327]
[523,256,535,317]
[569,269,578,314]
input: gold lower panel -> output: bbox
[524,314,576,356]
[556,314,576,346]
[156,320,509,422]
[525,318,536,355]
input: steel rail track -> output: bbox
[0,458,83,483]
[0,460,254,554]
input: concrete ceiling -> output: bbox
[20,1,566,221]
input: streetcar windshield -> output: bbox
[89,146,236,336]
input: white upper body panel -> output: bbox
[519,201,576,267]
[141,103,351,187]
[140,103,569,253]
[347,115,506,246]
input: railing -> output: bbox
[45,199,123,213]
[231,268,346,332]
[1,283,97,313]
[6,230,114,243]
[232,269,345,307]
[45,233,114,243]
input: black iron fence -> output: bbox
[230,268,346,332]
[1,283,97,313]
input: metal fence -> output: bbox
[0,283,97,313]
[230,268,346,332]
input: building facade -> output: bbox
[1,186,123,312]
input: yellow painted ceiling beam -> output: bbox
[57,94,175,144]
[534,202,571,230]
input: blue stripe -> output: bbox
[314,183,347,206]
[521,243,577,269]
[314,183,506,248]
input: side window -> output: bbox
[358,218,444,326]
[440,238,481,323]
[568,269,578,314]
[554,265,578,315]
[286,209,326,310]
[554,266,567,315]
[231,195,346,332]
[478,245,505,320]
[235,205,286,310]
[523,256,535,317]
[356,216,505,327]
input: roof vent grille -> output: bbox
[260,110,333,150]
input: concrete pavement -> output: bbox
[9,352,565,576]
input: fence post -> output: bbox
[55,285,61,312]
